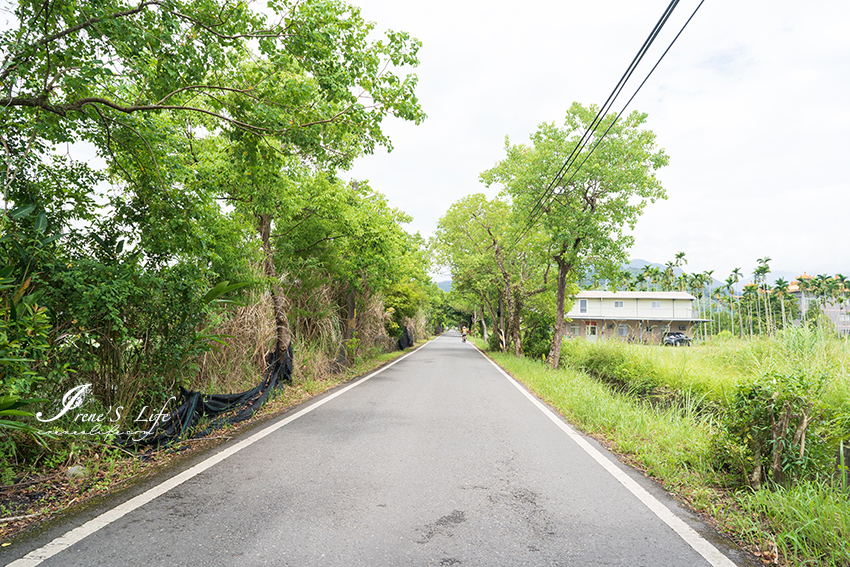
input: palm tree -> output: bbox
[664,261,676,290]
[724,275,737,335]
[703,270,715,336]
[814,273,831,311]
[826,276,840,304]
[774,278,790,329]
[743,284,757,337]
[757,257,773,335]
[731,268,744,337]
[752,267,765,335]
[835,274,849,301]
[689,273,705,339]
[650,266,662,291]
[674,250,687,269]
[676,272,689,293]
[639,264,653,291]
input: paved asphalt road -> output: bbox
[4,332,753,567]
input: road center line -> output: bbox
[7,341,431,567]
[474,346,737,567]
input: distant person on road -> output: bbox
[461,325,468,342]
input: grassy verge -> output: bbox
[0,340,425,543]
[470,335,850,567]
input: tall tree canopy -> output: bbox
[1,0,427,359]
[435,193,551,356]
[0,0,431,430]
[481,102,668,367]
[0,0,423,161]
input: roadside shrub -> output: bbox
[561,340,662,396]
[716,369,835,489]
[487,329,502,351]
[522,310,553,361]
[40,256,224,419]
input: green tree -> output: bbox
[0,0,424,179]
[0,0,428,444]
[435,194,550,355]
[774,277,790,329]
[723,275,737,336]
[481,103,668,368]
[731,267,744,337]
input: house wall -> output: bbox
[568,297,697,320]
[568,319,696,343]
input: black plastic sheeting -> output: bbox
[120,343,293,448]
[397,325,414,350]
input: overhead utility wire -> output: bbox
[512,0,707,249]
[518,0,681,233]
[547,0,706,211]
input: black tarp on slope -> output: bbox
[397,325,414,350]
[121,344,293,448]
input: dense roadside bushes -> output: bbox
[0,0,442,487]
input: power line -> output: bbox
[517,0,681,233]
[510,0,704,249]
[548,0,706,212]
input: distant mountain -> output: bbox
[436,280,452,292]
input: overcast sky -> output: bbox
[344,0,850,284]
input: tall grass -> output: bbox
[191,285,403,395]
[559,325,850,425]
[190,291,277,394]
[558,338,745,404]
[735,481,850,566]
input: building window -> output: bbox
[618,324,628,337]
[679,325,687,331]
[579,299,587,313]
[651,301,661,309]
[614,301,624,308]
[570,324,580,336]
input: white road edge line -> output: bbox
[474,347,738,567]
[7,341,432,567]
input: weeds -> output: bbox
[736,481,850,566]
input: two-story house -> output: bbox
[565,291,707,343]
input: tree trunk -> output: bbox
[738,299,744,338]
[259,213,291,355]
[489,237,514,354]
[498,295,505,351]
[480,296,498,343]
[510,287,523,356]
[547,257,569,370]
[771,401,793,487]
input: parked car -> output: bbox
[662,331,691,346]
